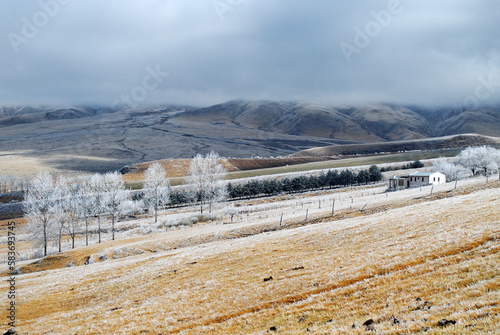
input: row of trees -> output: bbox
[23,153,230,256]
[23,152,385,257]
[380,160,424,172]
[0,175,30,193]
[227,165,383,199]
[24,164,174,257]
[24,171,135,256]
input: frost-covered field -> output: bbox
[0,159,454,262]
[0,177,499,334]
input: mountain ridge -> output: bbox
[171,100,500,141]
[1,101,499,174]
[2,101,499,140]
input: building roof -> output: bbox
[410,172,443,177]
[389,175,410,180]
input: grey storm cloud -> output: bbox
[0,0,499,107]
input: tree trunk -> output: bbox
[43,221,48,257]
[112,214,115,241]
[98,216,101,244]
[153,190,158,223]
[85,217,89,246]
[58,233,62,253]
[154,203,158,223]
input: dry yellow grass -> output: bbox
[0,152,116,179]
[122,159,192,182]
[1,182,499,334]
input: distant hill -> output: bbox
[0,106,112,126]
[172,101,500,141]
[0,101,499,175]
[173,101,382,141]
[292,134,500,157]
[337,105,431,140]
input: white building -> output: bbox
[389,171,446,190]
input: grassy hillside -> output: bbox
[2,179,498,334]
[2,102,499,178]
[292,134,500,158]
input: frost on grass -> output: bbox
[3,178,499,334]
[140,222,153,235]
[111,247,146,259]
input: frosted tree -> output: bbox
[66,183,84,249]
[103,171,129,241]
[143,162,171,223]
[433,157,468,182]
[477,146,500,182]
[24,171,57,257]
[457,146,500,182]
[89,174,106,243]
[492,148,500,179]
[119,198,143,218]
[457,147,480,176]
[223,205,239,223]
[0,175,19,192]
[209,184,228,213]
[78,176,94,246]
[53,176,69,253]
[187,152,227,213]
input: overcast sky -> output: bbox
[1,0,499,108]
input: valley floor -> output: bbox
[0,178,499,334]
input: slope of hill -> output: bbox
[171,101,426,142]
[436,108,500,136]
[2,178,499,334]
[262,103,382,141]
[0,106,114,126]
[292,134,500,157]
[0,101,499,176]
[338,105,432,140]
[172,101,500,141]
